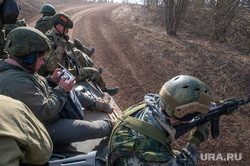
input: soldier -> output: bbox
[0,0,19,59]
[39,12,119,96]
[0,27,113,146]
[0,95,52,165]
[1,1,24,60]
[35,5,95,57]
[35,4,56,34]
[107,75,213,165]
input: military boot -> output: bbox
[88,48,95,57]
[98,66,103,74]
[104,87,119,96]
[95,95,113,113]
[73,38,95,57]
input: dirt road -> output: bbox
[27,2,163,109]
[23,2,249,165]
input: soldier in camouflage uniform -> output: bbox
[39,12,119,96]
[107,75,213,166]
[35,5,95,57]
[0,26,113,146]
[1,0,24,60]
[35,4,56,34]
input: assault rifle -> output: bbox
[61,35,82,76]
[174,95,250,140]
[65,51,82,76]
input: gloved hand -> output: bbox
[57,39,66,49]
[64,34,69,41]
[188,121,210,147]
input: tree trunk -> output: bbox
[213,0,240,42]
[164,0,188,35]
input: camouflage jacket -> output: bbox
[38,30,81,77]
[107,94,199,166]
[38,29,66,77]
[0,60,68,125]
[35,16,54,34]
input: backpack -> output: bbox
[60,89,84,120]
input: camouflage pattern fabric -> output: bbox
[5,27,50,58]
[35,16,54,34]
[107,94,200,166]
[73,67,106,90]
[67,41,93,67]
[38,30,106,91]
[72,38,93,58]
[66,44,93,67]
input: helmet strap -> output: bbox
[54,24,66,37]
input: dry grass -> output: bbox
[111,5,250,166]
[16,0,249,165]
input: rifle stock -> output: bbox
[174,95,250,140]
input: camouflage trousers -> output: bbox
[75,67,106,91]
[71,48,93,67]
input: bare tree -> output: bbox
[192,0,205,6]
[212,0,240,42]
[226,0,250,51]
[163,0,189,35]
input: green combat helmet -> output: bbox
[159,75,212,121]
[5,27,51,71]
[40,4,56,16]
[6,27,50,57]
[52,12,73,29]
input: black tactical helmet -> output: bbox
[159,75,212,121]
[52,12,73,29]
[5,27,51,57]
[40,4,56,16]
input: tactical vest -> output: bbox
[107,102,175,166]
